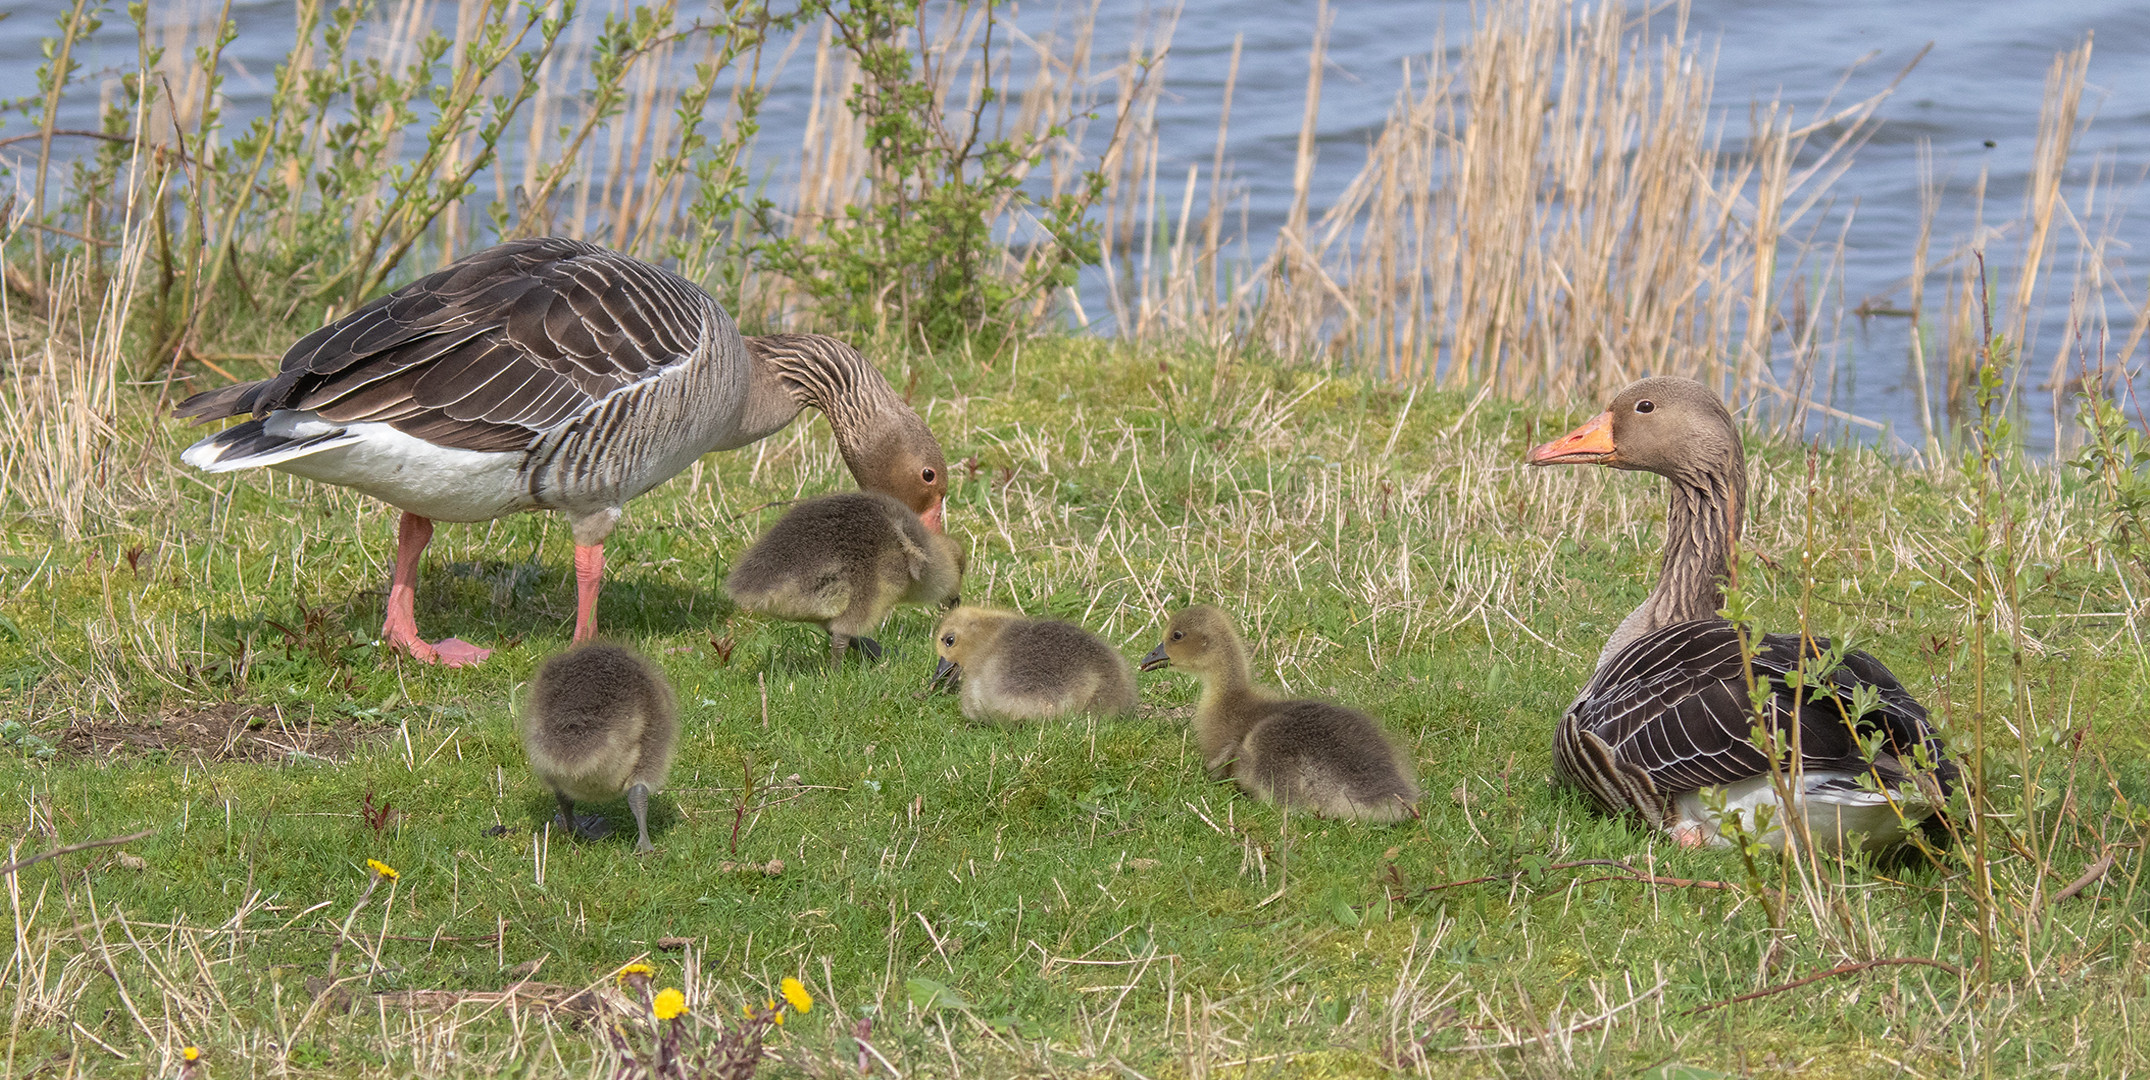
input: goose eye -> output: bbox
[1635,400,1655,414]
[921,467,937,484]
[941,634,955,646]
[1169,630,1184,641]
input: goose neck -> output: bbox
[1602,461,1745,667]
[763,335,905,458]
[1192,642,1259,742]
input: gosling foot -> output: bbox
[550,811,615,842]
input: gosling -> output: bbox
[931,606,1137,723]
[724,491,964,669]
[1140,605,1419,822]
[522,642,678,854]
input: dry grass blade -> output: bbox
[1680,957,1968,1017]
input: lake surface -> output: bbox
[4,0,2146,453]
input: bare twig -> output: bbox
[2051,853,2116,904]
[0,829,155,877]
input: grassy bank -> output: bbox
[1,335,2145,1077]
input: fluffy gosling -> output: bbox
[724,492,964,668]
[931,606,1137,723]
[523,642,678,853]
[1141,605,1419,822]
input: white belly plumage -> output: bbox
[1670,773,1926,854]
[181,412,532,523]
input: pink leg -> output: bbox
[573,544,604,642]
[383,512,491,667]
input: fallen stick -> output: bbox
[1569,873,1736,892]
[0,829,156,877]
[2050,854,2115,904]
[1682,957,1966,1016]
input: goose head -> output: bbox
[850,413,950,533]
[930,605,1015,691]
[1525,376,1739,485]
[1139,604,1239,675]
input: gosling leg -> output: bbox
[553,791,612,841]
[828,632,850,671]
[628,782,654,855]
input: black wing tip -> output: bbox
[172,381,266,423]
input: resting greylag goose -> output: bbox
[930,606,1136,722]
[176,237,947,665]
[523,641,678,854]
[1527,376,1955,852]
[724,491,964,669]
[1140,605,1420,823]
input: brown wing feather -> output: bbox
[1558,619,1953,817]
[172,237,711,452]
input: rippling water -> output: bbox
[4,0,2145,451]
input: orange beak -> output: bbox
[1526,411,1617,466]
[920,498,945,534]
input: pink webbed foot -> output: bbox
[427,637,493,666]
[382,511,491,667]
[1668,822,1710,849]
[388,632,493,667]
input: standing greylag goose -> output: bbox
[1526,377,1954,853]
[1139,605,1420,823]
[929,606,1137,722]
[175,237,946,666]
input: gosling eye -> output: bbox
[941,634,955,647]
[921,467,937,484]
[1169,630,1184,641]
[1634,400,1655,414]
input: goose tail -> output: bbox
[180,419,361,473]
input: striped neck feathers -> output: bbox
[748,333,910,466]
[1600,447,1746,669]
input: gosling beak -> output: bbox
[930,656,960,692]
[1526,410,1617,466]
[920,499,945,534]
[1138,643,1172,672]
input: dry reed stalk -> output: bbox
[2013,38,2093,356]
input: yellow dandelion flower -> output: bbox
[182,1047,200,1062]
[652,987,687,1021]
[773,1010,784,1026]
[765,998,777,1014]
[615,963,655,987]
[366,859,399,881]
[780,977,813,1014]
[743,1002,755,1018]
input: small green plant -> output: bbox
[0,718,55,760]
[608,967,810,1079]
[756,0,1144,345]
[2070,380,2150,604]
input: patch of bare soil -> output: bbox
[60,702,382,764]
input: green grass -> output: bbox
[2,337,2147,1077]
